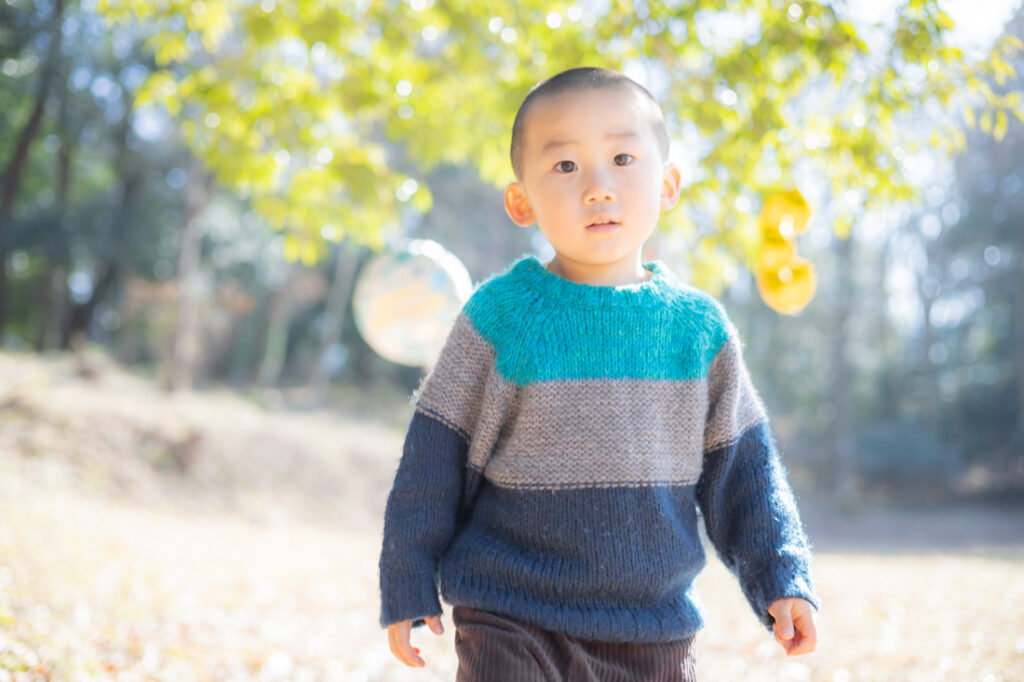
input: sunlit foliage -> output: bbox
[96,0,1022,310]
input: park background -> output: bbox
[1,0,1023,680]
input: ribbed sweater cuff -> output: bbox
[743,565,820,630]
[380,571,442,628]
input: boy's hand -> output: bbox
[768,597,817,656]
[387,615,444,667]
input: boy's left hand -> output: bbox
[767,597,817,656]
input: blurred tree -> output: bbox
[95,0,1024,309]
[733,10,1024,501]
[0,1,284,389]
[0,0,66,332]
[0,0,191,349]
[828,230,856,504]
[935,11,1024,484]
[308,240,360,404]
[168,157,213,391]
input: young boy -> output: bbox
[379,67,819,681]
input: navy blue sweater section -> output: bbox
[380,411,818,641]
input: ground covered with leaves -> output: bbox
[1,351,1022,681]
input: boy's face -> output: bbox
[504,85,680,279]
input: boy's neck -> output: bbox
[545,255,651,287]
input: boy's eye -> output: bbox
[613,153,634,166]
[554,160,576,173]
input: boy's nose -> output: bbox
[582,171,615,204]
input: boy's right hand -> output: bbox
[387,615,445,667]
[768,597,817,656]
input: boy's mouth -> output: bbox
[585,216,620,231]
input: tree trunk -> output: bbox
[34,263,56,351]
[0,0,65,334]
[59,264,118,348]
[36,82,75,351]
[830,233,857,507]
[228,289,268,386]
[872,232,898,416]
[59,85,142,350]
[309,241,360,404]
[169,158,212,392]
[916,237,943,429]
[258,265,296,389]
[1015,263,1024,437]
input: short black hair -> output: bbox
[509,67,670,180]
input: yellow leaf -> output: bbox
[994,110,1008,141]
[759,190,810,240]
[991,55,1015,87]
[136,72,173,106]
[197,3,233,52]
[934,10,954,31]
[963,105,975,130]
[835,213,854,240]
[149,32,190,65]
[756,239,796,272]
[283,235,301,262]
[980,110,993,134]
[411,184,434,213]
[300,239,322,266]
[755,256,817,315]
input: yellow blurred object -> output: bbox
[755,256,817,315]
[759,190,810,240]
[756,239,796,272]
[754,188,816,314]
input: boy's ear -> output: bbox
[504,182,536,227]
[660,163,682,211]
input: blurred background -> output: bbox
[1,1,1023,681]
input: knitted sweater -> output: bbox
[379,255,818,643]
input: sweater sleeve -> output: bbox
[696,321,819,630]
[378,309,508,628]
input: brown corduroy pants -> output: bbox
[453,607,697,682]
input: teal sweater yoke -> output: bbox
[464,257,729,384]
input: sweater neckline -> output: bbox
[512,255,674,309]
